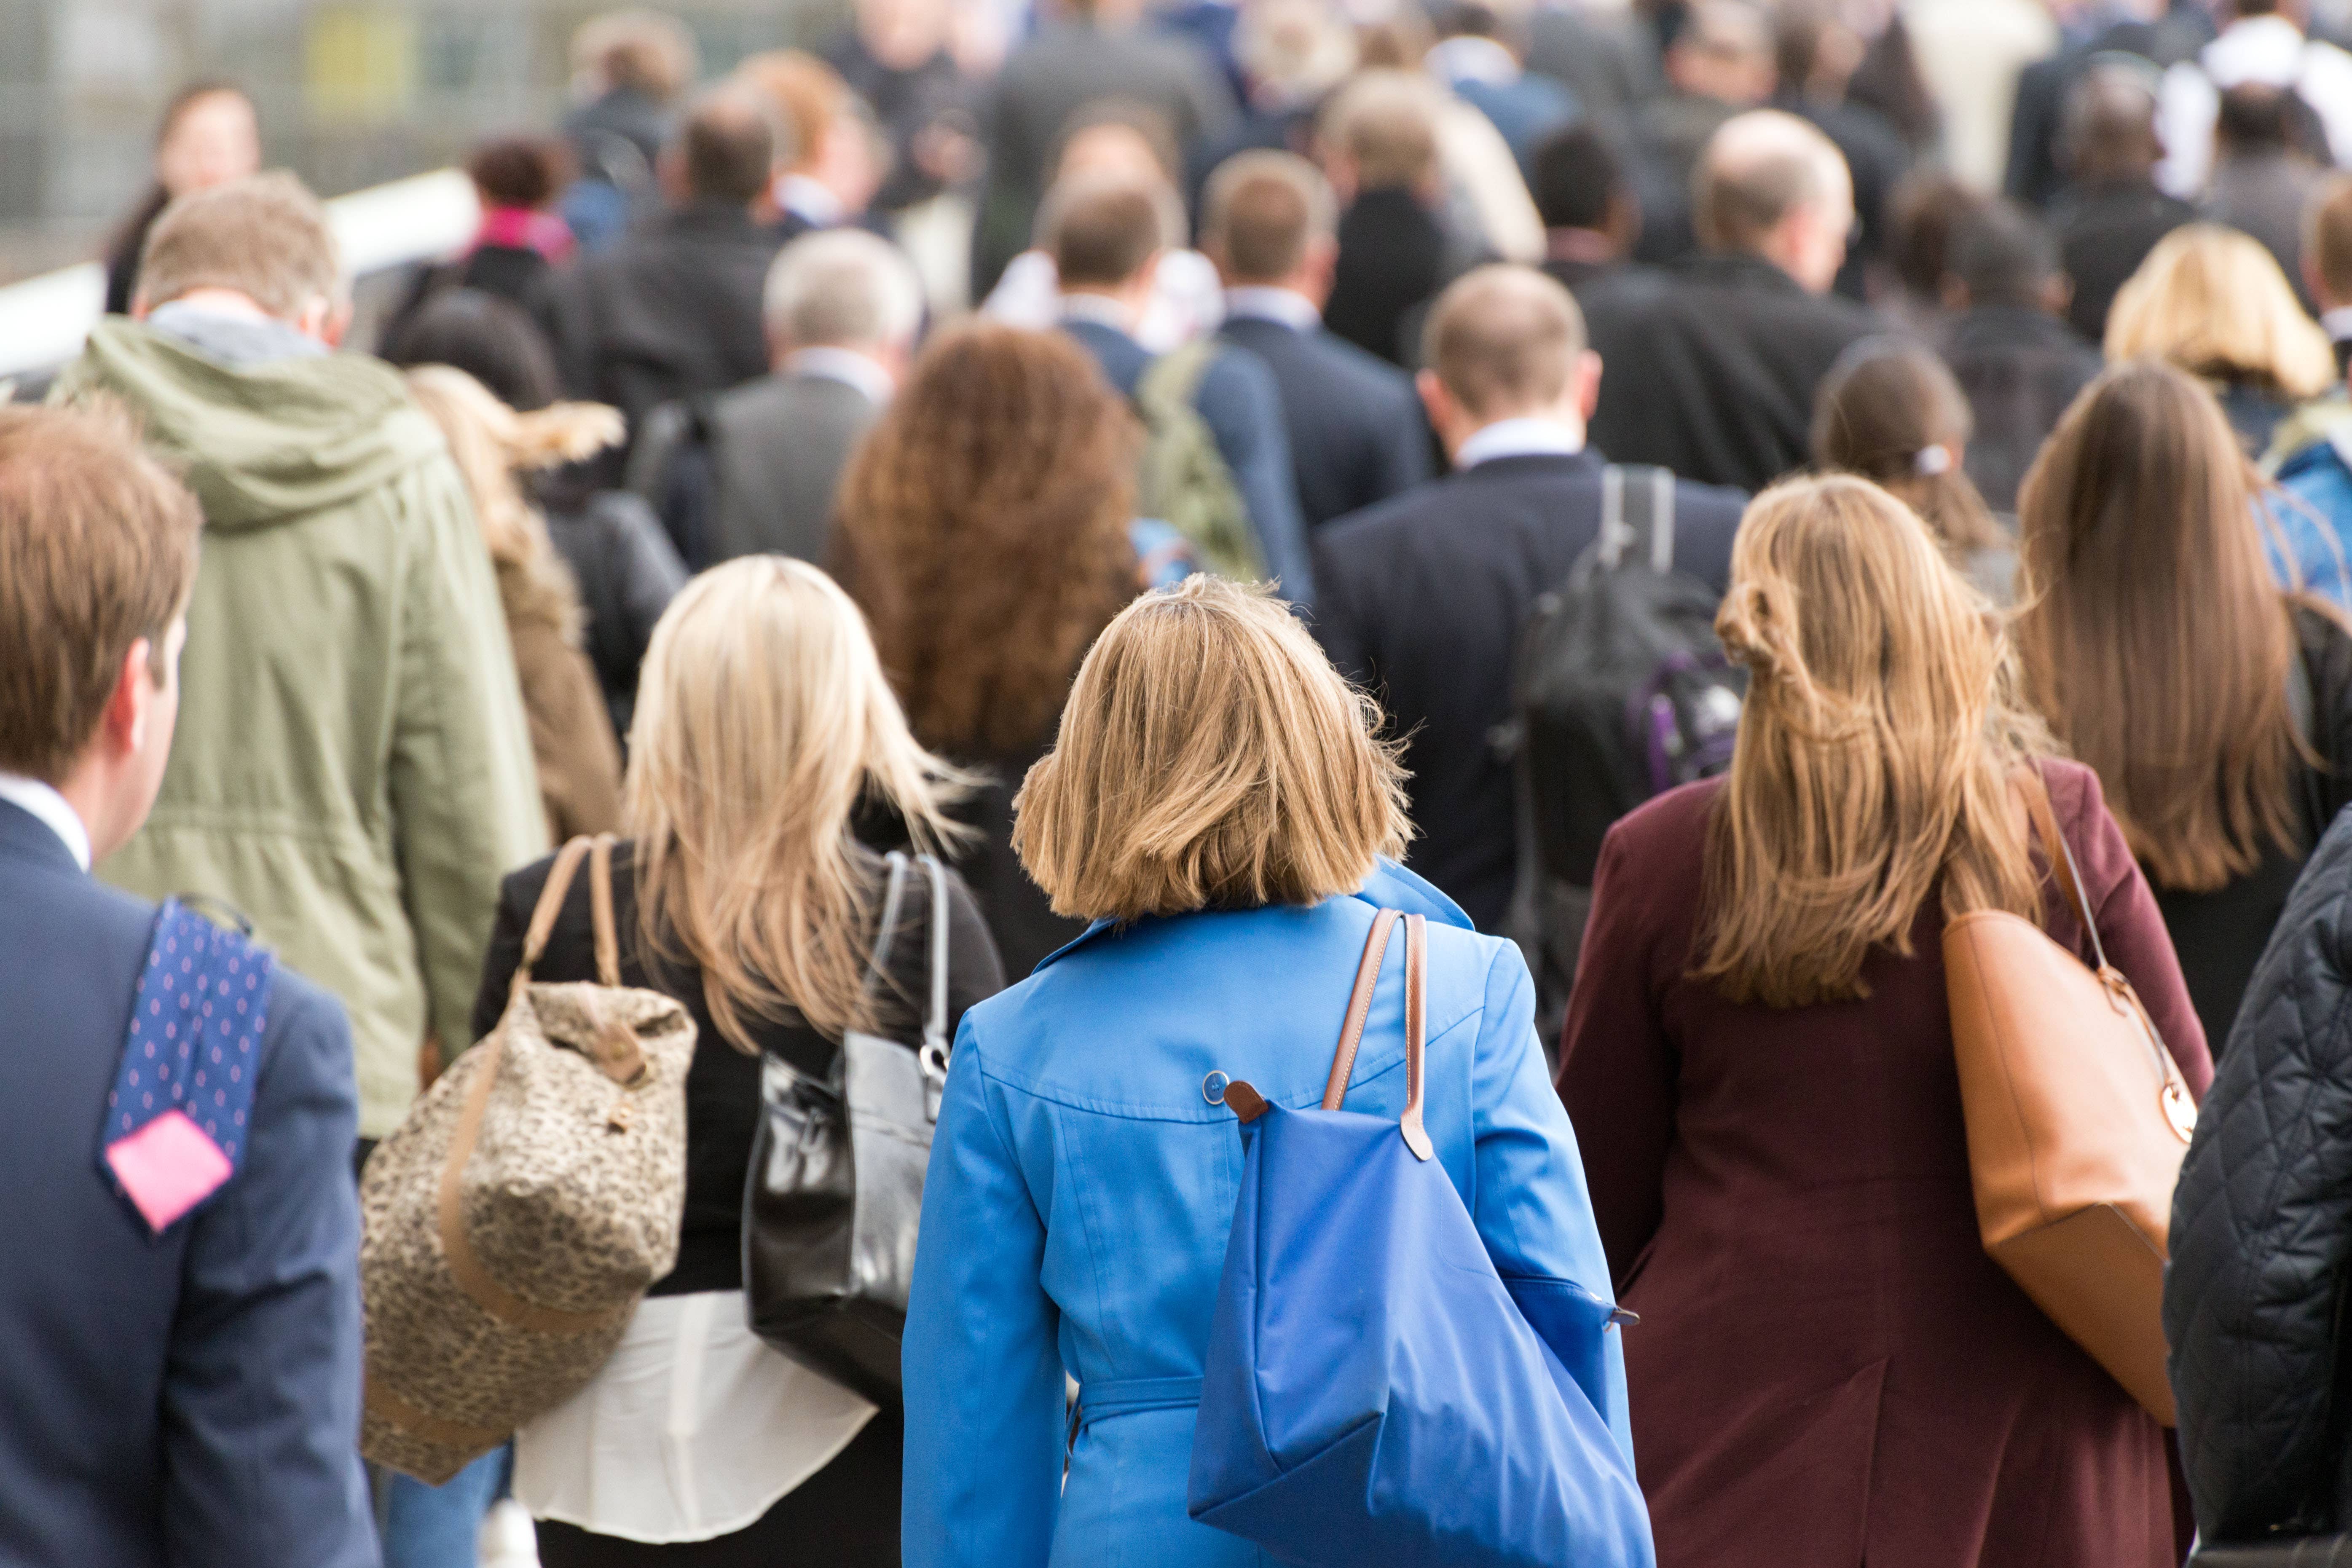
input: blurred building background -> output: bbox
[0,0,850,282]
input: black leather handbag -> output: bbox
[743,852,951,1404]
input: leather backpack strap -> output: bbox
[509,836,598,1002]
[1322,910,1402,1108]
[587,834,621,986]
[1399,913,1433,1161]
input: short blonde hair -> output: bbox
[1424,264,1587,419]
[1013,576,1409,920]
[1320,70,1441,190]
[137,170,341,317]
[2106,222,2337,398]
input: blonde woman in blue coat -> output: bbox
[901,574,1630,1566]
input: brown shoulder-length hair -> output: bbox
[833,323,1140,758]
[1698,476,2049,1007]
[1810,337,2007,558]
[1013,575,1411,920]
[2014,359,2306,892]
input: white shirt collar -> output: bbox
[1454,416,1585,470]
[1221,287,1322,332]
[2323,306,2352,343]
[0,772,91,871]
[785,345,894,406]
[776,174,846,229]
[1058,292,1138,332]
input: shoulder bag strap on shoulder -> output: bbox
[2016,772,2107,971]
[1311,909,1435,1161]
[1323,910,1401,1108]
[511,835,598,1000]
[588,834,621,986]
[861,852,912,1014]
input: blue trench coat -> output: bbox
[901,861,1631,1567]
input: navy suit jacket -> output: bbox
[1060,317,1315,607]
[0,799,375,1568]
[1311,450,1746,930]
[1216,313,1433,530]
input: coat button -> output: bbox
[1201,1071,1231,1105]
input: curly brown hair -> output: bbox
[833,323,1141,758]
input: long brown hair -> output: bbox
[1698,476,2049,1007]
[2014,359,2305,891]
[1811,338,2007,557]
[833,323,1139,758]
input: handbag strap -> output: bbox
[509,834,598,1001]
[1242,909,1431,1161]
[921,855,949,1057]
[2015,775,2107,972]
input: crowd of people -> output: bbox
[16,0,2352,1564]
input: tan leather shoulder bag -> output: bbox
[1944,779,2198,1426]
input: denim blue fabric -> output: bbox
[2276,437,2352,609]
[901,861,1629,1568]
[1186,1092,1653,1567]
[381,1445,509,1568]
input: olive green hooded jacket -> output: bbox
[56,318,548,1138]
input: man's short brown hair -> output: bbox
[0,402,201,783]
[675,88,778,206]
[1422,264,1588,420]
[1043,172,1177,288]
[1202,151,1337,283]
[2306,176,2352,309]
[137,171,341,317]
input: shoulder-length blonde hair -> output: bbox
[404,364,622,636]
[1013,574,1409,920]
[1698,475,2049,1007]
[2014,358,2306,892]
[2105,223,2337,400]
[832,322,1139,759]
[627,558,974,1048]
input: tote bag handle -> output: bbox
[1230,910,1432,1161]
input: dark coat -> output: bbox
[1558,761,2212,1568]
[1524,4,1660,119]
[1325,186,1475,367]
[0,801,373,1568]
[1311,448,1746,930]
[2207,152,2331,313]
[538,202,781,474]
[1215,312,1432,528]
[2167,801,2352,1545]
[1585,249,1883,493]
[2053,178,2197,343]
[1061,316,1314,606]
[539,485,686,742]
[2151,606,2352,1051]
[1939,303,2105,512]
[628,369,880,568]
[2003,15,2213,210]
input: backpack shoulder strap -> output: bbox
[1138,338,1219,420]
[1598,464,1676,573]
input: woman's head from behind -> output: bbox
[1700,475,2044,1007]
[1014,575,1409,921]
[628,558,971,1045]
[1811,338,2005,560]
[2105,223,2336,400]
[833,322,1138,757]
[2014,358,2302,890]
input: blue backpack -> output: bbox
[1187,910,1655,1568]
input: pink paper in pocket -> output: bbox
[105,1109,234,1233]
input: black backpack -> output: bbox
[1499,465,1746,1047]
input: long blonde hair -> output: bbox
[1698,476,2049,1007]
[2014,359,2306,891]
[2105,223,2337,399]
[626,558,974,1049]
[403,364,622,637]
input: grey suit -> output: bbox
[628,369,880,567]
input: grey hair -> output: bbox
[761,228,925,350]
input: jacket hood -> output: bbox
[59,317,447,533]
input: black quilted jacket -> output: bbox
[2168,803,2352,1542]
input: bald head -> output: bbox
[1695,109,1853,293]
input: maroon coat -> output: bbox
[1557,760,2213,1568]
